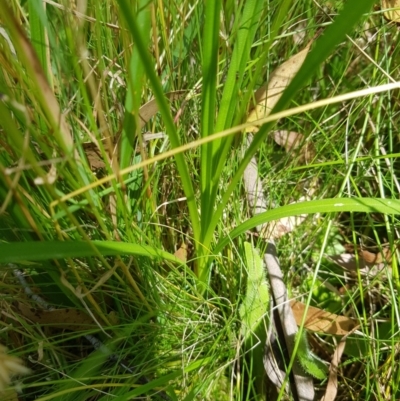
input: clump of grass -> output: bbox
[1,0,400,400]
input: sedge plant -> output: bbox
[1,0,400,400]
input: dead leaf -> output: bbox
[13,302,96,331]
[320,341,345,401]
[33,159,57,185]
[328,253,389,278]
[259,196,313,239]
[290,300,357,335]
[321,326,358,401]
[138,90,187,129]
[142,132,167,141]
[83,142,106,170]
[382,0,400,22]
[174,243,187,263]
[84,264,118,295]
[0,344,30,392]
[243,43,316,240]
[261,213,308,239]
[246,41,313,132]
[344,245,393,265]
[292,22,307,46]
[272,130,316,164]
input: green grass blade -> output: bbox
[28,0,48,79]
[120,0,151,170]
[200,0,221,240]
[0,3,72,151]
[50,348,111,401]
[214,197,400,254]
[214,0,264,135]
[0,241,182,265]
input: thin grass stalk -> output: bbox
[198,0,221,280]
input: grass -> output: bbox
[1,0,400,400]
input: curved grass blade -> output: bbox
[0,241,182,265]
[29,0,49,80]
[214,197,400,254]
[120,0,151,170]
[199,0,221,279]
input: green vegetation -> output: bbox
[1,0,400,400]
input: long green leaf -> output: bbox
[200,0,221,245]
[214,197,400,254]
[0,241,182,265]
[120,0,151,170]
[214,0,265,134]
[28,0,48,79]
